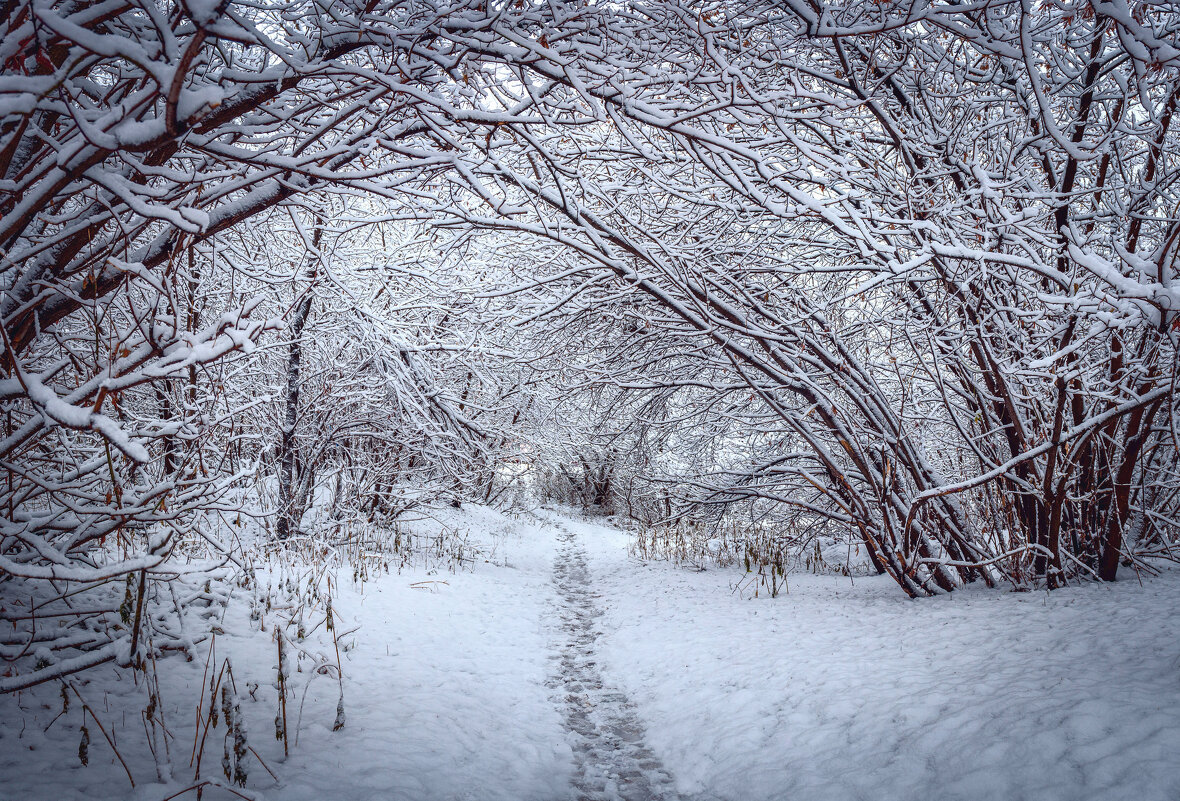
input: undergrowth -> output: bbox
[630,519,872,598]
[17,512,489,800]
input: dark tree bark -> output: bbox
[275,224,322,541]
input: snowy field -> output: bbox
[2,505,1179,801]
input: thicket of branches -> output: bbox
[2,0,1178,690]
[443,0,1180,594]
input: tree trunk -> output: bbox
[275,224,321,540]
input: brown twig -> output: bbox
[68,682,136,788]
[158,778,261,801]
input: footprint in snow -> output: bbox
[548,524,681,801]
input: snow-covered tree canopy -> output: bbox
[2,0,1179,689]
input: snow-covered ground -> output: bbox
[577,515,1180,801]
[2,506,1179,801]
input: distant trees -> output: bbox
[258,220,538,533]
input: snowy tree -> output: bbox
[4,0,1180,695]
[430,0,1180,593]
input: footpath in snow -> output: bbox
[2,505,1179,801]
[550,517,677,800]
